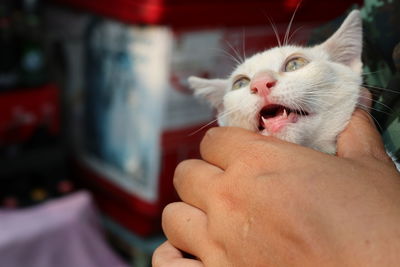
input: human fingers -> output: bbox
[162,202,211,260]
[174,159,223,211]
[152,241,204,267]
[337,108,391,162]
[200,127,282,170]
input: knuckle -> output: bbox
[162,202,179,222]
[200,127,221,151]
[151,247,163,267]
[173,160,195,187]
[204,126,219,137]
[202,127,219,142]
[215,185,241,212]
[161,202,183,233]
[151,243,174,267]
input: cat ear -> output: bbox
[319,10,362,73]
[188,76,227,112]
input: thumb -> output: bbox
[337,108,389,162]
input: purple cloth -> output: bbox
[0,191,127,267]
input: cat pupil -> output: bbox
[284,57,308,72]
[232,77,250,90]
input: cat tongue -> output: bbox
[261,109,291,133]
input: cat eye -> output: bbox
[232,77,250,90]
[284,57,309,72]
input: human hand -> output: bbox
[153,109,400,267]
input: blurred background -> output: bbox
[0,0,362,266]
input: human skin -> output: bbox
[152,109,400,267]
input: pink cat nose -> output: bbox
[250,73,277,95]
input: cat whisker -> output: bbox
[189,106,243,137]
[365,106,395,117]
[357,96,394,112]
[225,40,244,64]
[297,79,359,88]
[284,0,302,46]
[290,98,309,116]
[303,92,393,112]
[287,26,304,45]
[302,92,357,98]
[189,96,253,136]
[362,84,400,94]
[361,70,385,76]
[218,107,241,120]
[220,96,249,115]
[294,95,341,106]
[265,15,282,47]
[330,71,383,78]
[303,83,365,91]
[188,118,220,136]
[356,103,384,131]
[297,104,309,117]
[298,89,396,116]
[297,94,395,118]
[307,104,389,130]
[242,28,247,64]
[212,47,242,66]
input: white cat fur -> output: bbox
[189,10,362,154]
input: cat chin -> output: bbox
[257,114,340,154]
[259,128,337,154]
[221,114,340,154]
[259,123,303,144]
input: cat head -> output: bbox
[189,10,363,154]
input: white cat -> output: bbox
[189,10,362,154]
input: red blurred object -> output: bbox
[73,123,213,236]
[50,0,362,27]
[3,196,18,208]
[285,0,302,10]
[0,84,60,146]
[58,180,74,194]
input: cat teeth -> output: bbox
[283,109,288,118]
[261,116,268,126]
[261,109,289,126]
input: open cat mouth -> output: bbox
[258,104,309,133]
